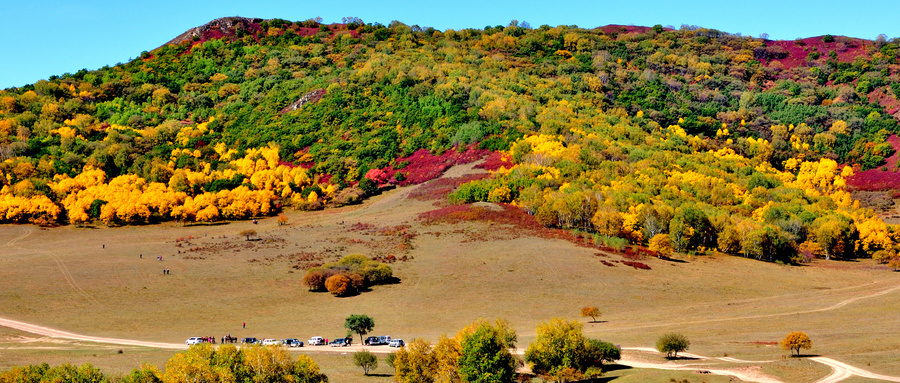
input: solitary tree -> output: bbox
[780,331,812,356]
[353,350,378,375]
[580,306,600,322]
[656,333,690,358]
[345,314,375,344]
[240,229,257,241]
[277,214,288,225]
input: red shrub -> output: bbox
[622,261,651,270]
[847,135,900,191]
[475,151,514,171]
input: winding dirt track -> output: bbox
[610,281,900,332]
[3,317,900,382]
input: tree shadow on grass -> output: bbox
[601,364,633,372]
[363,373,393,377]
[576,377,619,382]
[657,256,687,263]
[665,355,700,361]
[790,354,821,358]
[185,221,231,227]
[587,320,609,324]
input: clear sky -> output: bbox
[2,0,900,89]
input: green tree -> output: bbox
[525,318,613,378]
[353,350,378,375]
[583,339,620,366]
[780,331,812,356]
[345,314,375,344]
[656,333,690,358]
[458,320,517,383]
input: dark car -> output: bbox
[241,337,259,344]
[329,337,350,347]
[364,336,381,346]
[282,338,304,347]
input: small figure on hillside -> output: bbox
[243,322,246,329]
[102,244,105,249]
[139,253,142,259]
[253,219,258,224]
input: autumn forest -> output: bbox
[2,16,900,266]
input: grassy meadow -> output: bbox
[1,163,899,382]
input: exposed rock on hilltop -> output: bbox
[163,16,261,46]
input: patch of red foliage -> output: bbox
[474,151,514,171]
[597,25,666,35]
[868,86,900,116]
[622,261,651,270]
[762,36,870,71]
[847,135,900,191]
[418,203,576,240]
[383,147,491,187]
[407,173,491,201]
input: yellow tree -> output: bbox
[241,345,295,382]
[432,335,461,383]
[780,331,812,356]
[394,338,437,383]
[580,306,600,322]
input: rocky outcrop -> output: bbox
[163,17,260,47]
[280,89,326,114]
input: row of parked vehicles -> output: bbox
[186,335,405,348]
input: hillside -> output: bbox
[1,17,900,265]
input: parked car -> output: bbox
[308,336,325,346]
[186,337,204,345]
[262,339,280,346]
[389,339,405,347]
[282,338,304,347]
[378,335,392,345]
[241,337,259,344]
[329,338,349,347]
[364,336,381,346]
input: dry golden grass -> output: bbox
[1,163,899,382]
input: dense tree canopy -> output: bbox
[1,16,899,264]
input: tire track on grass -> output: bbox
[4,227,32,247]
[610,281,900,331]
[50,254,99,305]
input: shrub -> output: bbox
[648,234,673,255]
[325,274,352,296]
[304,255,394,296]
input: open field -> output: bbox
[1,162,899,382]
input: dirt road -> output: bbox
[5,317,900,383]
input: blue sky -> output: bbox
[2,0,899,89]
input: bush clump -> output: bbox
[303,254,394,296]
